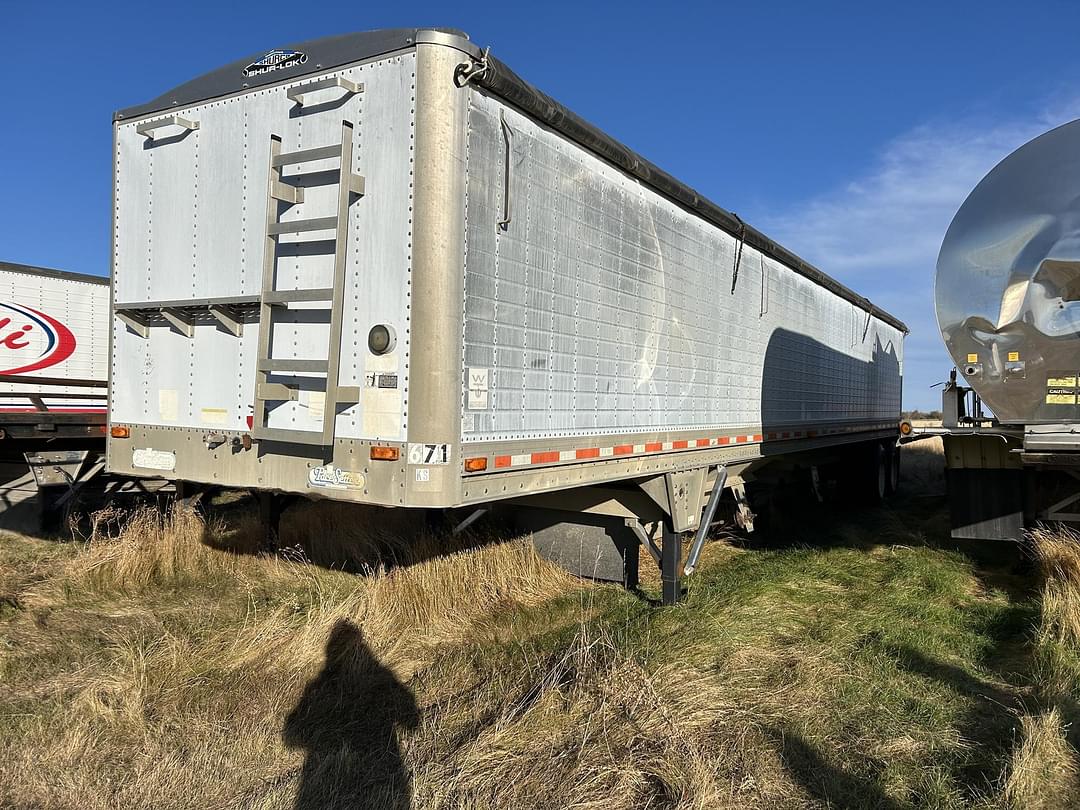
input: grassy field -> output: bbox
[1,440,1079,809]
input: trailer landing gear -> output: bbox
[259,492,284,553]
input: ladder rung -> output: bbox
[252,425,328,446]
[335,386,360,403]
[268,217,337,235]
[256,382,299,401]
[270,180,304,204]
[258,359,328,373]
[263,288,334,305]
[273,144,343,167]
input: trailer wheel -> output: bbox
[860,442,888,505]
[885,443,901,497]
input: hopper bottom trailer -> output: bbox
[105,29,907,603]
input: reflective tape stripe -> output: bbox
[467,423,896,471]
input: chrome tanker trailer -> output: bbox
[937,119,1080,540]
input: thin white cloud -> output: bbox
[759,96,1080,409]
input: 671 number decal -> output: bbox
[407,443,450,465]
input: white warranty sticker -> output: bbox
[308,464,365,491]
[407,443,449,465]
[132,448,176,472]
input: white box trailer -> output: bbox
[108,29,906,601]
[0,261,109,529]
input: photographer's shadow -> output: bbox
[284,620,419,810]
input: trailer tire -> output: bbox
[885,442,901,497]
[861,442,888,505]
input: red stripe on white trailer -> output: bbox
[0,406,107,413]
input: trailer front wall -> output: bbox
[111,54,416,443]
[462,92,903,446]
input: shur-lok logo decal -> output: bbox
[242,48,307,77]
[0,302,76,375]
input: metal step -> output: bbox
[257,359,328,374]
[268,216,337,236]
[257,383,360,402]
[262,288,334,306]
[270,180,304,204]
[252,425,328,446]
[272,144,343,167]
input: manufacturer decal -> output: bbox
[467,368,489,410]
[0,302,77,375]
[243,48,308,77]
[132,448,176,472]
[308,464,365,491]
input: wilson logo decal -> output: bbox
[0,302,77,375]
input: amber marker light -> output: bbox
[464,457,488,472]
[110,426,131,439]
[370,446,400,461]
[899,421,913,437]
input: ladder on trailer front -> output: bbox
[253,119,366,446]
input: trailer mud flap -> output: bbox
[513,507,641,590]
[946,468,1023,542]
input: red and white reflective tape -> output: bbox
[487,422,894,471]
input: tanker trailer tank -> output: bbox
[935,118,1080,541]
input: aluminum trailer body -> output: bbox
[108,29,906,599]
[0,262,109,529]
[936,117,1080,542]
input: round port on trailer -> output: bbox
[368,324,396,355]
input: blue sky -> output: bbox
[6,1,1080,409]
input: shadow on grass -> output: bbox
[197,491,511,579]
[283,620,419,810]
[772,637,1030,808]
[773,727,905,809]
[889,643,1025,799]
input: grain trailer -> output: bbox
[108,28,907,602]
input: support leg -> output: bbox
[621,534,640,591]
[259,491,282,552]
[661,522,683,606]
[174,480,207,511]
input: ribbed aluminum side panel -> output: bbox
[463,92,902,442]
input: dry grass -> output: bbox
[1028,526,1080,705]
[1030,526,1080,648]
[0,442,1077,809]
[1002,708,1079,810]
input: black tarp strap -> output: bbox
[730,216,746,294]
[454,46,491,87]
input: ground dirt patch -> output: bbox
[1,441,1078,809]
